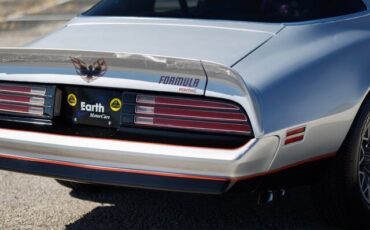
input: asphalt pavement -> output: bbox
[0,171,340,230]
[0,1,342,229]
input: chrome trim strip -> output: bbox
[30,88,47,96]
[29,96,45,106]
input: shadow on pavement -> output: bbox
[65,186,338,230]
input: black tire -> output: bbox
[312,99,370,228]
[56,179,101,191]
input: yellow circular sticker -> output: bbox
[67,93,77,107]
[110,98,122,112]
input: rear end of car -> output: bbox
[1,0,370,227]
[0,48,281,194]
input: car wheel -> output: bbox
[56,179,101,192]
[312,98,370,228]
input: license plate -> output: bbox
[65,87,122,128]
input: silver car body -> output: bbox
[0,3,369,193]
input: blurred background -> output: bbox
[0,0,99,46]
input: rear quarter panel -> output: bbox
[233,13,370,170]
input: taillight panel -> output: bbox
[0,83,252,148]
[0,83,58,120]
[124,94,252,136]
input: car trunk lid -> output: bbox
[29,17,284,67]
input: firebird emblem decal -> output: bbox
[70,57,107,83]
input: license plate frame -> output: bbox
[65,87,122,128]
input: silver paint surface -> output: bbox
[29,17,283,67]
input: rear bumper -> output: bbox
[0,153,231,194]
[0,128,280,194]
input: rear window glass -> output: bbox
[84,0,367,22]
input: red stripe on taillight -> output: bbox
[135,116,251,134]
[0,93,45,106]
[0,103,43,116]
[0,84,46,96]
[137,95,239,111]
[0,103,28,113]
[0,94,30,103]
[0,84,31,93]
[136,106,247,122]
